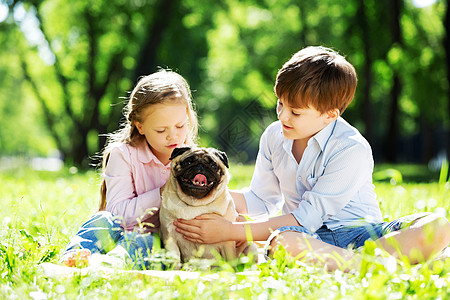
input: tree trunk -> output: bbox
[359,1,374,145]
[385,76,401,162]
[420,118,434,163]
[133,0,176,80]
[298,2,308,46]
[444,0,450,162]
[384,0,402,162]
[72,127,89,167]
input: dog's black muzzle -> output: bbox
[176,163,222,199]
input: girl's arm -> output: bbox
[105,145,162,230]
[174,213,299,244]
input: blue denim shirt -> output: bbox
[243,117,382,232]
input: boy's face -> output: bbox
[276,98,337,142]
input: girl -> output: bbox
[61,69,198,269]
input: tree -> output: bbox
[8,0,207,167]
[2,0,448,166]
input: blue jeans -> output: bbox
[63,211,154,269]
[267,212,431,250]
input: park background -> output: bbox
[2,1,450,299]
[0,0,449,171]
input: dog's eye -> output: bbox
[209,161,218,170]
[182,157,194,167]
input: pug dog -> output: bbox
[159,146,238,263]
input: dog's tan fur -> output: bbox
[159,147,237,263]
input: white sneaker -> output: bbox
[60,249,91,267]
[88,245,130,268]
[88,253,126,268]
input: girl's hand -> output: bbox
[174,213,232,244]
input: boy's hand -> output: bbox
[174,213,232,244]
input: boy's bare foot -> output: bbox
[61,249,91,267]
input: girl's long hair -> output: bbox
[98,69,198,211]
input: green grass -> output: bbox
[1,164,450,299]
[373,163,442,183]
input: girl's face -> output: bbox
[135,102,189,165]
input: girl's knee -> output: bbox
[88,211,112,223]
[95,210,114,218]
[87,211,119,226]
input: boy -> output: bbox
[174,46,450,270]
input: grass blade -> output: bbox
[439,159,449,185]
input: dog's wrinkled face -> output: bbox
[170,147,229,199]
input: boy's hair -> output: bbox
[274,46,357,114]
[98,69,198,211]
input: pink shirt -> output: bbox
[104,141,170,233]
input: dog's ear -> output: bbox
[213,150,229,168]
[170,147,191,160]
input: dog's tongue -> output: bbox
[193,174,207,186]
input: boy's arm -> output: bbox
[242,124,285,219]
[230,190,248,215]
[174,213,299,244]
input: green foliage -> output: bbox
[1,0,448,165]
[373,168,404,185]
[374,163,441,183]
